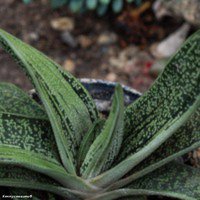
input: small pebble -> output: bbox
[51,17,74,31]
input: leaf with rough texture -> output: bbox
[109,107,200,189]
[81,84,124,178]
[0,83,47,119]
[77,118,105,168]
[90,29,200,187]
[0,83,58,160]
[89,163,200,200]
[0,165,81,199]
[0,29,99,174]
[120,30,200,162]
[127,162,200,200]
[0,83,92,190]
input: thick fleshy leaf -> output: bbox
[128,162,200,200]
[0,29,99,174]
[0,83,92,190]
[119,30,200,161]
[90,30,200,187]
[0,83,58,160]
[77,118,105,168]
[109,107,200,189]
[89,163,200,200]
[0,165,81,199]
[0,83,47,119]
[81,84,124,178]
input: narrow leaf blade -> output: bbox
[90,29,200,187]
[109,107,200,189]
[81,84,124,178]
[0,29,99,173]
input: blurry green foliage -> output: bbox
[22,0,142,15]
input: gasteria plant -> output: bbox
[23,0,142,15]
[0,28,199,200]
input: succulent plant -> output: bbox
[0,28,199,200]
[23,0,142,15]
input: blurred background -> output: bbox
[0,0,199,94]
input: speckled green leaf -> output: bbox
[119,30,200,162]
[0,83,58,160]
[0,83,47,119]
[90,29,200,188]
[109,107,200,189]
[127,162,200,200]
[0,83,92,190]
[0,165,80,199]
[81,84,124,178]
[89,163,200,200]
[0,29,99,174]
[0,83,68,185]
[77,118,105,168]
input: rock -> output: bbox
[106,72,117,82]
[29,32,39,42]
[51,17,74,31]
[153,0,200,27]
[150,23,190,59]
[77,35,93,48]
[63,59,75,72]
[97,31,118,45]
[61,31,78,48]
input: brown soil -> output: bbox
[0,0,183,93]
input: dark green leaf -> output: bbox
[89,163,200,200]
[90,29,200,188]
[128,162,200,200]
[0,83,92,190]
[0,83,47,119]
[77,118,105,168]
[109,107,200,189]
[81,84,124,178]
[0,29,99,174]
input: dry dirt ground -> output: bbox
[0,0,181,92]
